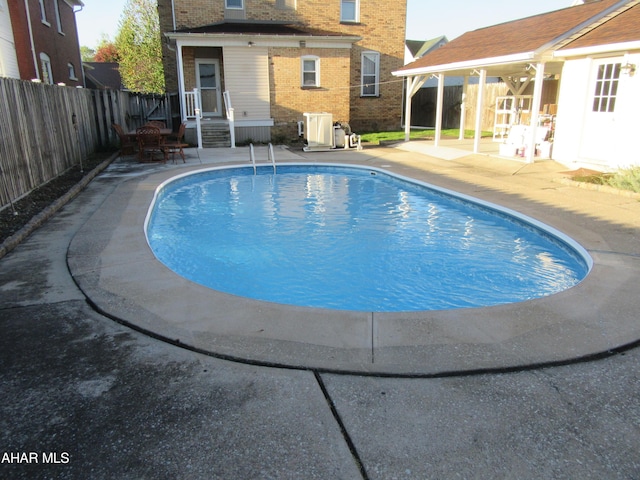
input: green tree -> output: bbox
[80,46,96,62]
[115,0,164,93]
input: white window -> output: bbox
[225,0,243,9]
[301,56,320,87]
[276,0,296,10]
[39,0,50,25]
[361,51,380,96]
[592,63,621,113]
[68,63,77,81]
[40,53,53,84]
[54,0,64,34]
[341,0,359,23]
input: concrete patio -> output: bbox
[1,143,639,478]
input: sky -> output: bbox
[76,0,574,49]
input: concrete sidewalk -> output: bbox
[1,145,639,479]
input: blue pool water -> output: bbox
[146,165,590,312]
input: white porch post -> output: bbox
[526,62,545,163]
[176,41,186,122]
[473,69,487,154]
[404,77,413,142]
[434,73,444,147]
[459,76,468,140]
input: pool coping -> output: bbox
[68,155,640,375]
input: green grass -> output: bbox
[606,167,640,193]
[360,129,493,145]
[572,167,640,194]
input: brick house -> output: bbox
[158,0,407,145]
[5,0,84,86]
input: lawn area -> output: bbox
[360,129,493,145]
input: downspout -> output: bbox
[24,0,40,80]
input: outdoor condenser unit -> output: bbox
[302,112,334,152]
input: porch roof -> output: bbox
[393,0,635,78]
[167,21,361,42]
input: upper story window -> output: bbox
[40,53,53,84]
[301,56,320,88]
[341,0,359,23]
[361,51,380,97]
[592,63,620,113]
[68,63,78,81]
[276,0,296,10]
[54,0,64,34]
[225,0,243,9]
[39,0,50,26]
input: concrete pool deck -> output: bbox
[66,143,640,375]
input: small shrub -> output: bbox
[607,167,640,193]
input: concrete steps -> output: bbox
[201,122,231,148]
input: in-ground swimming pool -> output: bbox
[145,164,591,312]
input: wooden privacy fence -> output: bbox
[0,77,173,210]
[411,83,509,131]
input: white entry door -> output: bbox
[196,59,222,117]
[579,58,623,166]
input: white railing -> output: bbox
[249,143,256,174]
[268,143,276,174]
[223,91,236,148]
[183,88,202,119]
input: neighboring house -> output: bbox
[405,36,448,65]
[394,0,640,171]
[0,0,20,78]
[83,62,123,90]
[158,0,407,144]
[7,0,84,86]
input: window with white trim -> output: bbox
[361,51,380,97]
[39,0,50,25]
[68,63,78,81]
[340,0,359,23]
[54,0,64,34]
[301,56,320,87]
[225,0,243,9]
[40,53,53,84]
[592,63,621,113]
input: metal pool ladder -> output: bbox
[268,143,276,174]
[249,143,277,175]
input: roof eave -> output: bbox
[393,52,537,77]
[555,39,640,58]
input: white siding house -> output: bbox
[0,0,20,78]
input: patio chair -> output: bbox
[163,123,188,163]
[136,126,167,163]
[145,120,166,129]
[112,123,136,155]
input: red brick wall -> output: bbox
[9,0,84,86]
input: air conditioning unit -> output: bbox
[302,113,334,151]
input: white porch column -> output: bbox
[404,77,413,142]
[473,69,487,154]
[434,73,444,147]
[176,41,187,122]
[526,62,545,163]
[459,76,468,140]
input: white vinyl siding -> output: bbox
[222,47,271,121]
[0,4,20,78]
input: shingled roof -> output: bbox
[171,21,358,39]
[395,0,634,76]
